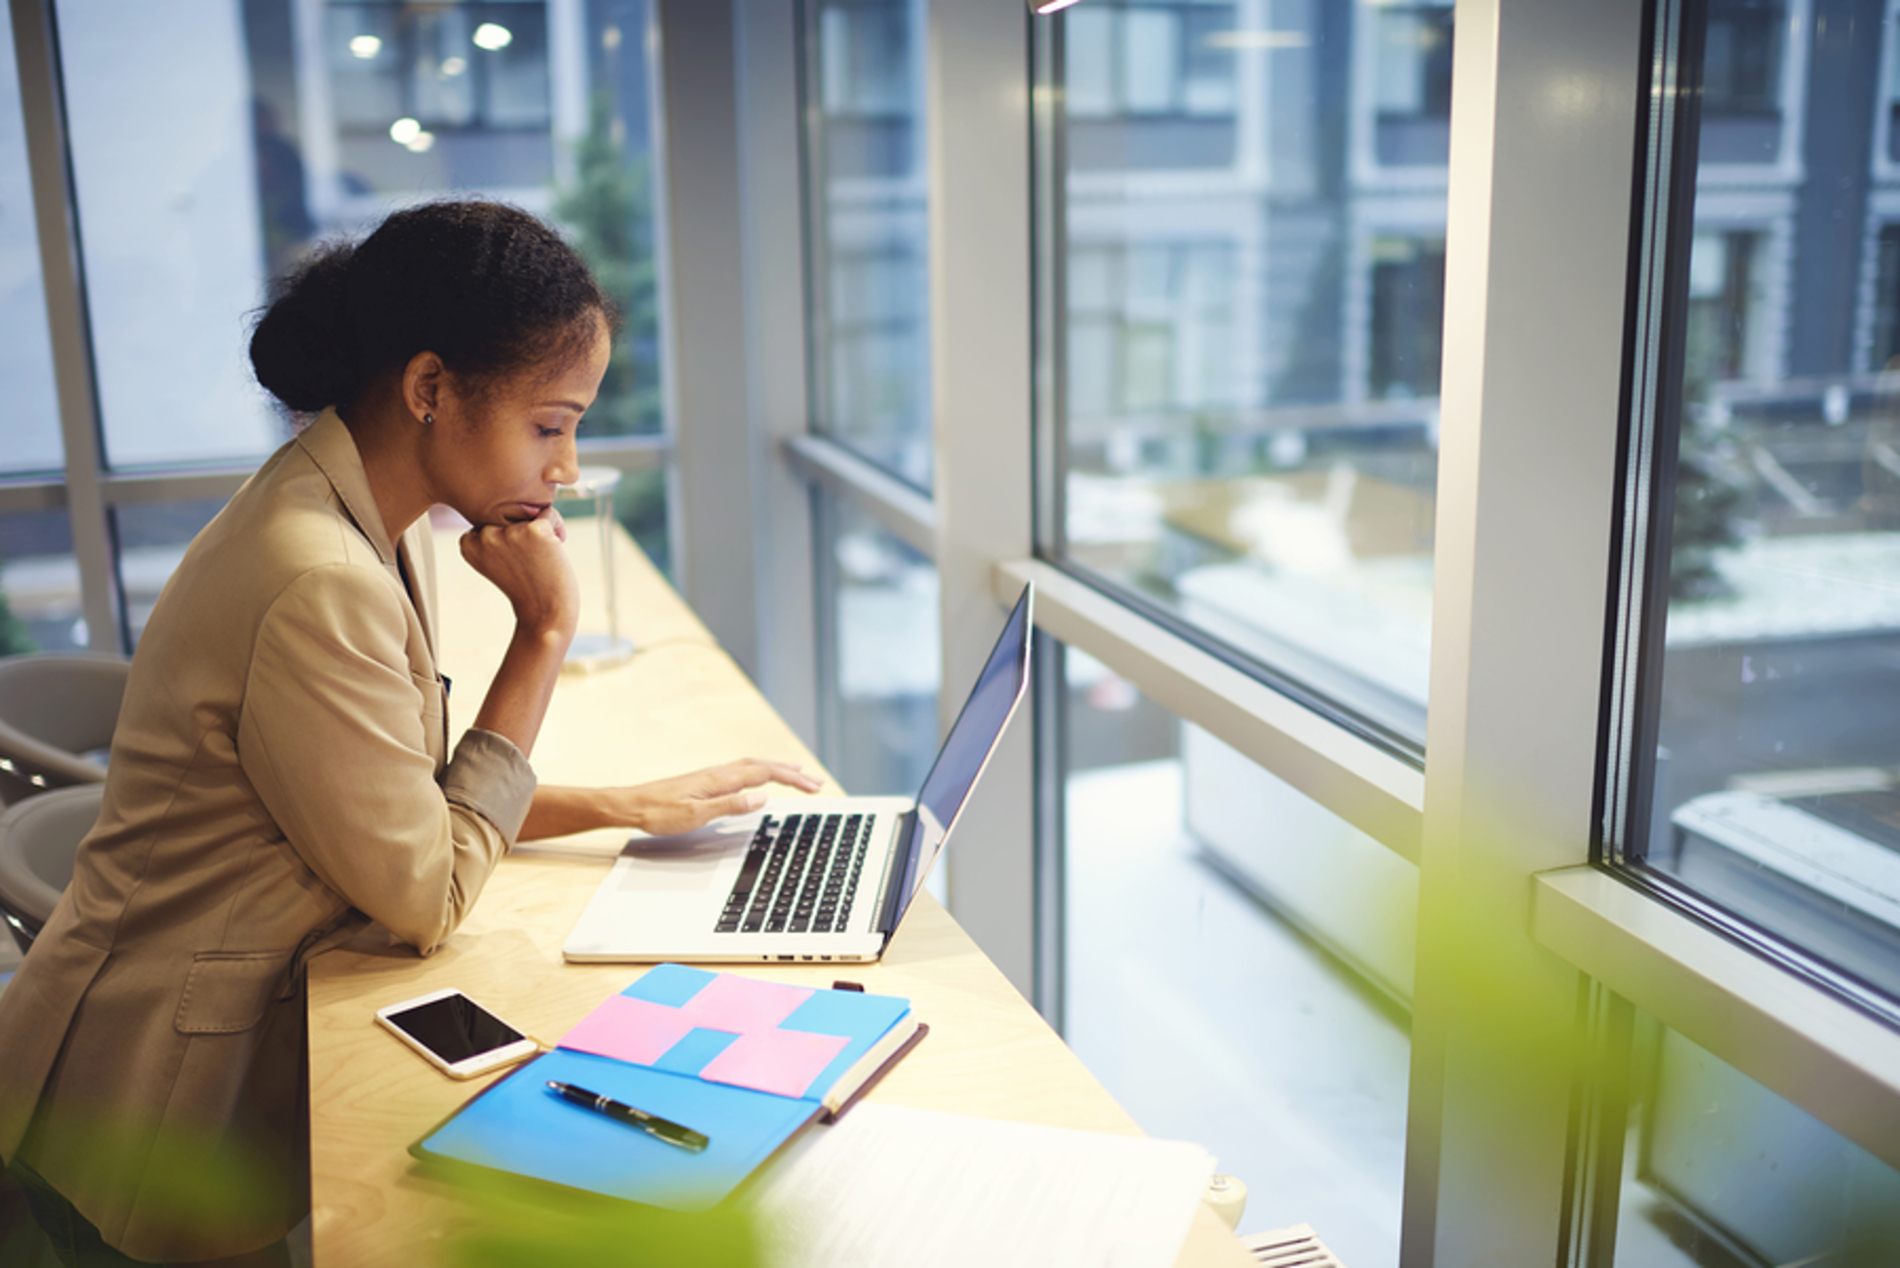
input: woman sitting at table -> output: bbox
[0,199,819,1268]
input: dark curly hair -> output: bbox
[249,200,615,414]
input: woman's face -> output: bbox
[429,316,612,527]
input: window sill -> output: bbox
[1533,864,1900,1172]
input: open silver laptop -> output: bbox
[564,583,1033,964]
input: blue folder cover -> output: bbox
[411,965,913,1210]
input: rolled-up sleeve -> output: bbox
[236,564,537,954]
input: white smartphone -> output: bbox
[375,988,539,1079]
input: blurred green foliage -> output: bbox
[0,552,35,655]
[442,1170,761,1268]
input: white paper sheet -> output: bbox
[742,1102,1216,1268]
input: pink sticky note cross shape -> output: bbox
[697,1027,850,1099]
[677,973,814,1035]
[558,994,696,1066]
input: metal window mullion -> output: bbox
[783,434,935,558]
[0,480,66,515]
[993,556,1425,860]
[1402,0,1649,1263]
[10,0,120,654]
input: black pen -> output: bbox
[545,1081,710,1153]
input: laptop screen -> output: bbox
[882,584,1033,931]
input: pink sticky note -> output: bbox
[698,1027,851,1099]
[677,973,814,1035]
[557,994,696,1066]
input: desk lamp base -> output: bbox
[562,634,637,673]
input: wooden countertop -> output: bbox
[305,516,1250,1267]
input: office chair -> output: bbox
[0,652,130,804]
[0,783,100,954]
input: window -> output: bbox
[1608,0,1900,1013]
[813,493,941,799]
[802,0,932,488]
[1370,2,1453,168]
[7,0,670,654]
[1607,1010,1900,1265]
[1699,0,1788,165]
[1042,0,1446,755]
[1057,646,1411,1268]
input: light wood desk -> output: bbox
[306,521,1251,1267]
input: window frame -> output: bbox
[6,0,671,657]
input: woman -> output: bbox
[0,200,818,1267]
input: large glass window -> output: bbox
[1610,0,1900,1010]
[801,0,932,488]
[1041,1,1444,755]
[0,513,81,655]
[1058,645,1411,1268]
[14,0,671,651]
[813,493,941,799]
[1608,1012,1900,1265]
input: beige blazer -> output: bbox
[0,411,537,1262]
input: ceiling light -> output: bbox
[440,56,467,76]
[1204,30,1311,50]
[389,117,422,145]
[472,22,513,51]
[404,130,436,154]
[1029,0,1088,13]
[348,34,382,59]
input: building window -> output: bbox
[1609,0,1900,1016]
[1043,0,1444,755]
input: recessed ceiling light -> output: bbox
[472,22,513,51]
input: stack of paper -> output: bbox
[743,1101,1217,1268]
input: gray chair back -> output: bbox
[0,783,101,953]
[0,653,130,804]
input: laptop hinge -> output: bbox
[873,810,919,937]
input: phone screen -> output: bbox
[385,994,525,1064]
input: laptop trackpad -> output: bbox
[615,819,754,892]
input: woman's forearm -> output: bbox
[470,624,571,758]
[520,785,632,841]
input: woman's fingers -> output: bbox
[459,514,579,636]
[720,758,823,795]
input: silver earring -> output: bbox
[423,413,434,425]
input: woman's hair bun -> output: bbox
[250,243,360,412]
[249,200,610,415]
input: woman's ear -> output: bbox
[401,351,446,426]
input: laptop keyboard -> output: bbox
[715,813,873,935]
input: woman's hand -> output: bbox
[520,761,827,842]
[460,510,579,640]
[620,759,825,836]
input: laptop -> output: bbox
[563,582,1033,964]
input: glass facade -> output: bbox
[2,0,671,651]
[1615,0,1900,1009]
[802,0,932,488]
[1042,0,1445,754]
[1059,644,1411,1268]
[1609,1013,1900,1265]
[0,512,81,654]
[814,493,941,799]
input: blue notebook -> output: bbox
[411,965,922,1210]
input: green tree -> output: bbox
[553,95,671,572]
[0,552,34,656]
